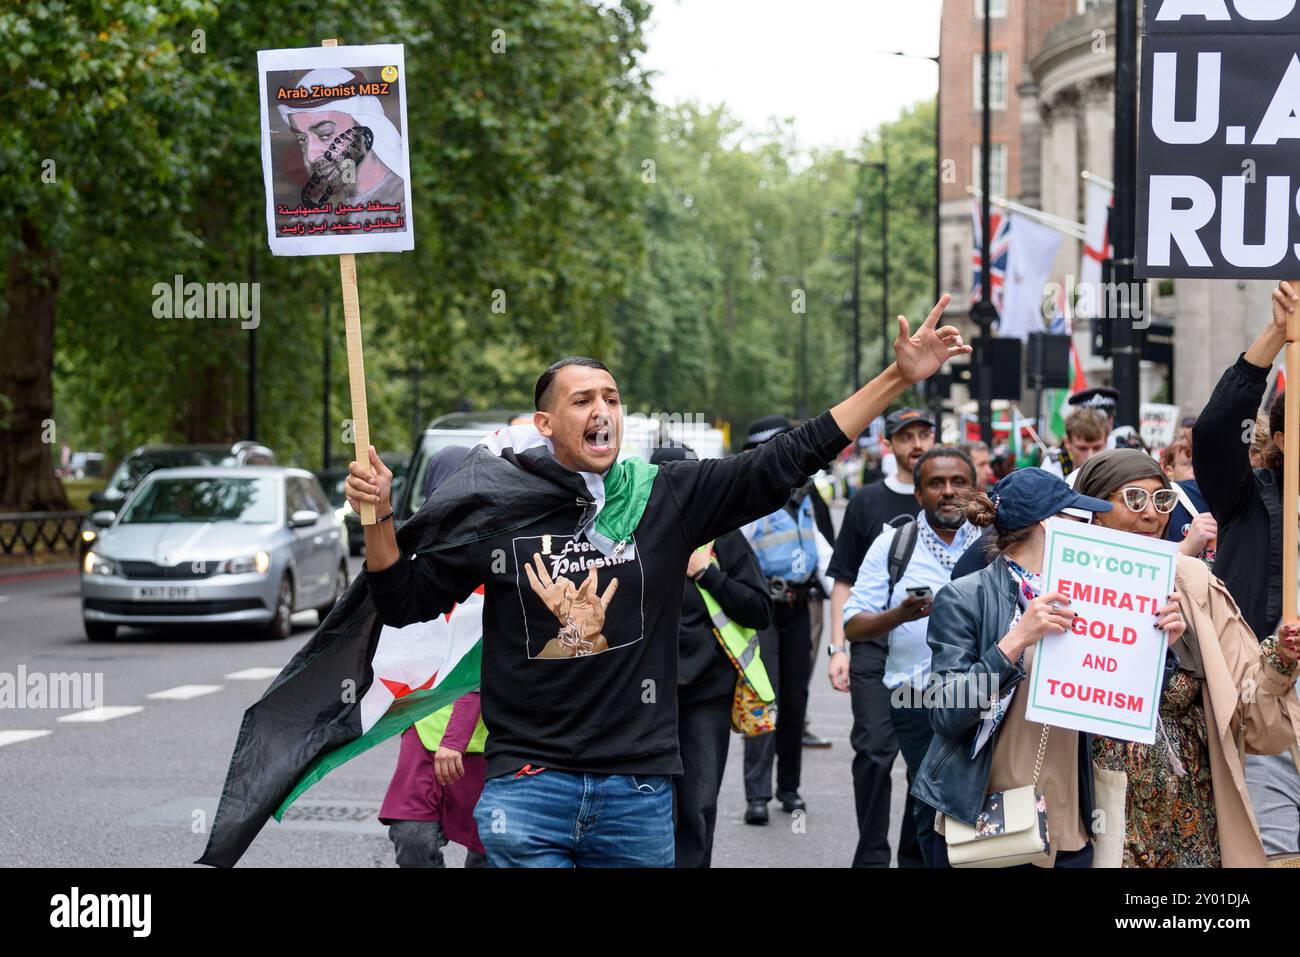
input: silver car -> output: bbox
[80,466,348,641]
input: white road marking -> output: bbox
[57,706,144,723]
[0,730,52,748]
[224,667,281,681]
[146,684,223,700]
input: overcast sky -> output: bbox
[642,0,943,152]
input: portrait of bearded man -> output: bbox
[276,66,407,212]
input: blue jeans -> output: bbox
[474,770,675,867]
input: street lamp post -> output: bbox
[247,245,258,442]
[852,195,863,391]
[1109,0,1142,429]
[322,294,331,470]
[830,200,865,392]
[970,0,999,445]
[870,145,890,373]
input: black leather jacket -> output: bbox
[910,555,1096,830]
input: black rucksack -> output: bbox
[883,513,919,609]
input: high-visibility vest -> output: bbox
[415,699,488,753]
[693,544,775,703]
[749,494,818,583]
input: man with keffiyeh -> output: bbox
[842,446,982,866]
[196,295,968,869]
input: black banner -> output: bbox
[1138,1,1300,277]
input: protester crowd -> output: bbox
[338,285,1300,869]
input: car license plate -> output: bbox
[135,586,195,601]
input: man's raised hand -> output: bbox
[345,446,393,516]
[1271,280,1300,332]
[894,294,971,385]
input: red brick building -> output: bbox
[938,0,1084,316]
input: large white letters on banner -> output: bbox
[1154,0,1297,20]
[1151,51,1220,144]
[1138,9,1300,277]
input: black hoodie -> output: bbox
[368,411,849,779]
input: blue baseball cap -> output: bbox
[988,467,1112,531]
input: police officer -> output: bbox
[739,416,832,823]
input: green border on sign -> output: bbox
[1031,526,1173,735]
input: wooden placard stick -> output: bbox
[323,37,376,525]
[1285,301,1300,622]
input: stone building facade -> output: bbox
[938,0,1273,424]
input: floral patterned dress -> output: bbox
[1092,669,1218,867]
[1093,638,1295,868]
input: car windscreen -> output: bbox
[401,434,487,519]
[119,477,277,525]
[105,450,228,498]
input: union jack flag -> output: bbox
[971,199,1010,315]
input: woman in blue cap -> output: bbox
[910,467,1187,868]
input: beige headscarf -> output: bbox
[1074,449,1202,678]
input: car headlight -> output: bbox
[219,552,271,575]
[83,552,116,576]
[81,529,97,543]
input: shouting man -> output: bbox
[342,296,969,867]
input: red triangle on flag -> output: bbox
[443,585,486,622]
[379,677,411,698]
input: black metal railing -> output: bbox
[0,511,83,557]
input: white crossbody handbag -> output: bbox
[943,723,1052,868]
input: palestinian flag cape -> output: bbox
[196,428,655,867]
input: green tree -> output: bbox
[4,0,651,510]
[1,0,211,510]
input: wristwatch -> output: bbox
[827,643,848,657]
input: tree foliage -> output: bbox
[1,0,939,508]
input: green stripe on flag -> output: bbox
[273,638,483,820]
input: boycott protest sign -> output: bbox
[1139,402,1179,449]
[257,44,413,256]
[1137,1,1300,278]
[1023,518,1178,744]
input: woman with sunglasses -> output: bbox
[913,468,1169,868]
[1074,449,1300,867]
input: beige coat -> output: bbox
[1175,555,1298,867]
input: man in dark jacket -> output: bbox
[1193,281,1296,639]
[655,445,773,867]
[344,296,971,867]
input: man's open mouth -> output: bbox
[584,426,613,454]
